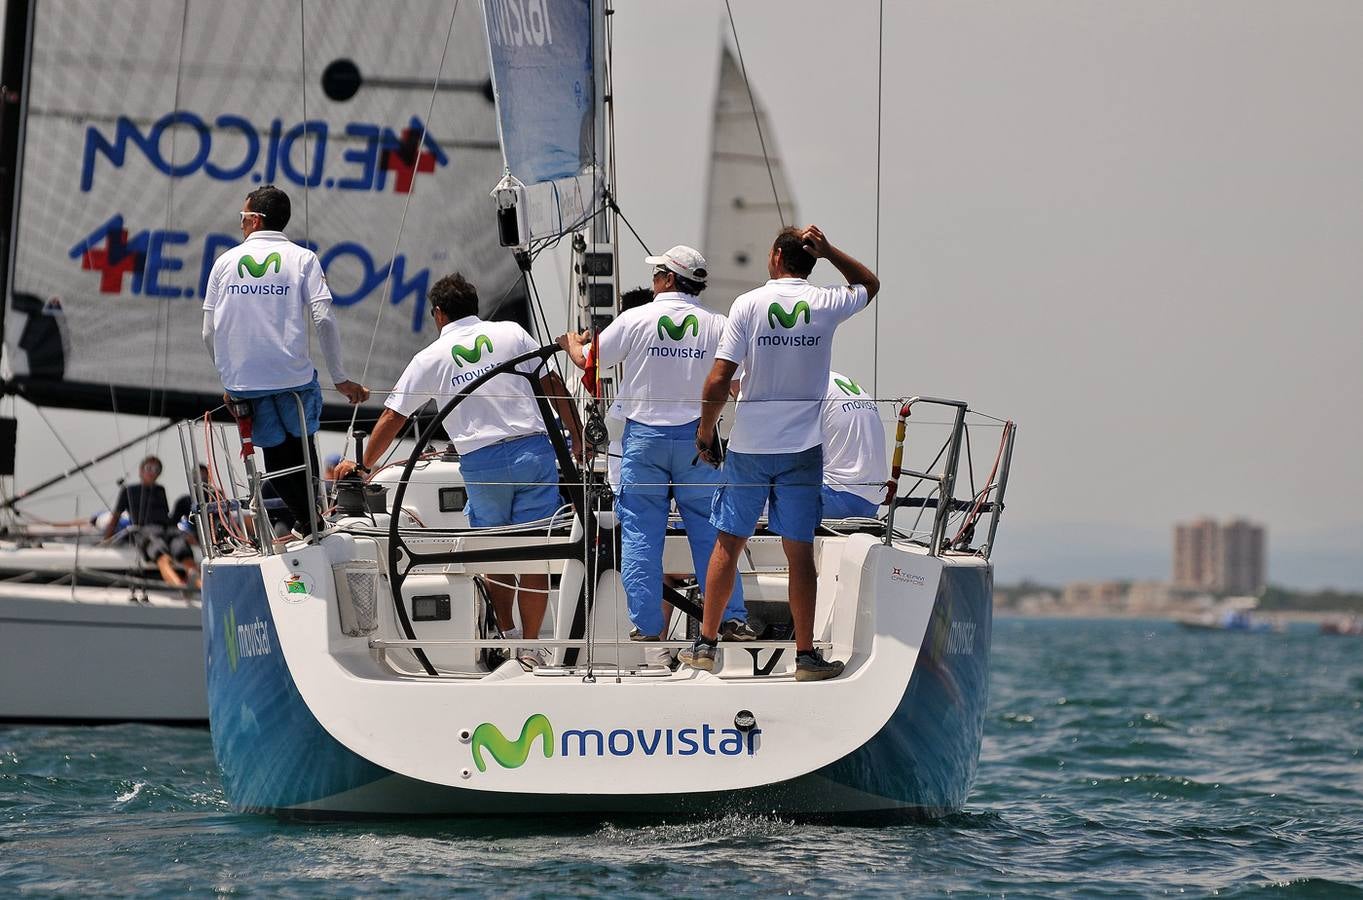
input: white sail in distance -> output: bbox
[701,44,797,313]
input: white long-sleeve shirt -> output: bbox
[201,230,348,391]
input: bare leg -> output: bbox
[518,573,548,640]
[701,532,746,640]
[486,576,517,632]
[156,554,186,588]
[783,538,818,652]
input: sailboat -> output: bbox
[176,0,1019,819]
[0,0,526,722]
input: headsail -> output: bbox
[701,45,797,312]
[2,0,524,421]
[480,0,604,244]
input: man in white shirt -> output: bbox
[822,370,889,519]
[337,272,582,669]
[561,248,748,647]
[202,185,368,535]
[682,226,879,681]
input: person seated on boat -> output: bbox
[684,225,879,681]
[560,248,751,653]
[201,185,370,538]
[102,455,199,588]
[335,272,583,670]
[821,370,889,520]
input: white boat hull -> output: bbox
[0,584,206,723]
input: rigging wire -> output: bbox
[722,0,785,228]
[298,0,311,246]
[141,0,193,471]
[874,0,884,398]
[341,0,462,460]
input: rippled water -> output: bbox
[3,619,1361,897]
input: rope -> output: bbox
[298,0,311,245]
[873,0,884,398]
[342,0,462,457]
[722,0,784,228]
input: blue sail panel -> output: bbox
[482,0,597,186]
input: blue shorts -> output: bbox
[459,434,563,528]
[821,485,880,520]
[229,374,322,449]
[710,446,823,543]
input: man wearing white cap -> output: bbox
[561,247,749,652]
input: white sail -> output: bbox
[701,44,797,313]
[3,0,523,416]
[480,0,604,244]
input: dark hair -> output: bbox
[140,455,162,471]
[621,286,653,310]
[771,227,815,278]
[245,185,291,231]
[674,274,706,296]
[429,272,480,321]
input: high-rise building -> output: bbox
[1172,518,1266,594]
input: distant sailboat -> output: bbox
[0,0,530,722]
[701,45,797,312]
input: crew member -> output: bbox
[202,185,369,536]
[103,455,199,588]
[821,370,889,519]
[336,273,582,669]
[684,226,879,681]
[561,247,750,650]
[604,286,655,492]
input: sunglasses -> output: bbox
[239,211,263,223]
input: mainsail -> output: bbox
[701,44,797,313]
[2,0,524,421]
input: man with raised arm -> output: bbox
[335,273,582,670]
[681,226,880,681]
[202,185,368,536]
[560,249,749,663]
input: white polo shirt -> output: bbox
[822,371,889,505]
[717,279,869,453]
[588,292,728,427]
[203,231,345,391]
[385,316,546,455]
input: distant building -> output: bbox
[1061,581,1126,610]
[1173,518,1266,594]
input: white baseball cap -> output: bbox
[645,245,708,283]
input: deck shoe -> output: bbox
[794,650,845,682]
[679,638,718,672]
[720,619,757,642]
[629,627,659,642]
[517,648,548,671]
[644,645,676,669]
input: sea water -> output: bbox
[2,619,1361,897]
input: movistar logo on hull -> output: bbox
[657,314,699,341]
[470,714,762,772]
[767,300,810,330]
[472,713,554,772]
[222,604,271,673]
[237,252,282,278]
[452,334,493,367]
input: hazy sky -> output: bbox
[9,1,1362,588]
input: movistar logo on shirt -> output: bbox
[451,334,493,367]
[237,252,282,278]
[767,300,811,329]
[657,314,699,341]
[835,377,863,396]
